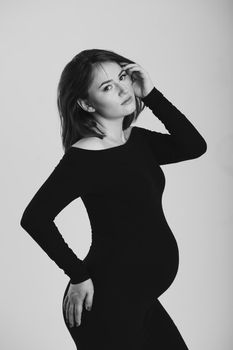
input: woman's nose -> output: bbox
[118,82,129,95]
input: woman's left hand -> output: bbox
[120,62,154,99]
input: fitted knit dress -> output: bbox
[20,86,207,349]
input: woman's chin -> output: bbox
[122,100,136,111]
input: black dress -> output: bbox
[20,86,207,349]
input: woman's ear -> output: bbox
[77,98,95,112]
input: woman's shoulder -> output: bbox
[71,126,135,151]
[72,137,105,150]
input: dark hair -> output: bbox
[57,49,146,153]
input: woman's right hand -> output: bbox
[63,278,94,328]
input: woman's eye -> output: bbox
[120,73,127,80]
[104,85,112,91]
[103,73,128,91]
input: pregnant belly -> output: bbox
[83,227,179,297]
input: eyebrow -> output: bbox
[98,69,125,88]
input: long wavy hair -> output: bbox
[57,49,146,153]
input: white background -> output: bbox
[1,0,232,349]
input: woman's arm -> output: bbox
[141,87,207,165]
[20,153,91,284]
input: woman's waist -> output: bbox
[85,228,179,266]
[83,241,179,289]
[91,217,173,240]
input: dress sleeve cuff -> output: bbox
[69,269,91,284]
[141,86,164,106]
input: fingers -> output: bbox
[68,302,75,327]
[120,62,139,67]
[120,63,144,80]
[63,279,94,328]
[64,299,71,325]
[74,302,83,327]
[63,299,82,327]
[63,294,68,312]
[85,293,93,311]
[120,62,148,77]
[120,62,141,71]
[63,295,90,328]
[120,61,154,98]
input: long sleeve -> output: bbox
[141,87,207,165]
[20,153,91,284]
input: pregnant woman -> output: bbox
[20,48,207,349]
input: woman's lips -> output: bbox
[122,96,133,105]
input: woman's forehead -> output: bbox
[91,61,122,85]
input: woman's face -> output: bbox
[86,61,136,120]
